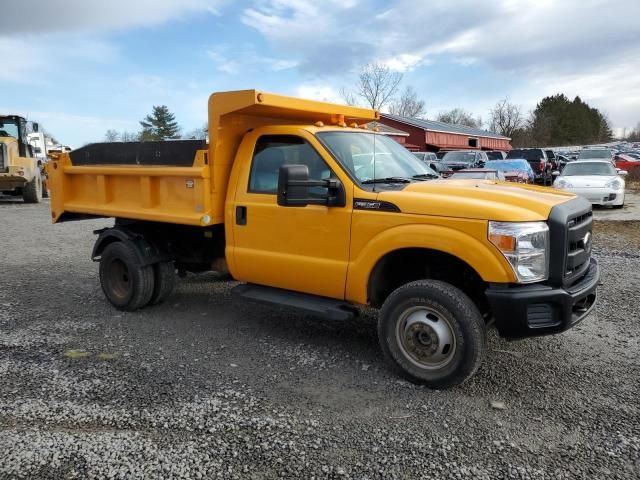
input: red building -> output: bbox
[379,113,512,152]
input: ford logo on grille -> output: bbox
[583,232,592,253]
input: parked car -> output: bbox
[553,160,626,208]
[486,151,506,160]
[440,150,488,176]
[484,159,535,183]
[614,154,640,176]
[448,168,506,181]
[545,150,559,170]
[556,154,574,171]
[413,151,438,163]
[578,148,614,162]
[505,148,553,185]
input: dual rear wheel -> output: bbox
[99,241,175,311]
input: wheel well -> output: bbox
[367,248,489,316]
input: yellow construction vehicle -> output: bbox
[0,115,44,202]
[47,90,599,388]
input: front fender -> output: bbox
[345,223,516,304]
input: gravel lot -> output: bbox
[0,199,639,479]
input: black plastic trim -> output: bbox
[486,258,599,339]
[353,198,401,212]
[232,284,357,321]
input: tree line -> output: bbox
[104,105,207,143]
[104,63,616,148]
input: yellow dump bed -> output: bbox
[48,90,378,226]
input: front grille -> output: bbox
[548,197,593,287]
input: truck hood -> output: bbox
[376,179,575,221]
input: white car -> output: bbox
[553,160,626,208]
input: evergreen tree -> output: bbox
[140,106,180,141]
[528,94,612,146]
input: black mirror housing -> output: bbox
[277,164,346,208]
[278,164,311,207]
[32,122,39,133]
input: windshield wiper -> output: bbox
[412,173,439,180]
[361,177,412,184]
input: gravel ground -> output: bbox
[0,199,638,479]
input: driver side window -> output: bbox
[249,135,331,194]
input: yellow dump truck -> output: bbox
[48,90,599,388]
[0,115,44,202]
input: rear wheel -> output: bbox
[22,173,42,203]
[378,280,486,389]
[149,261,176,305]
[99,241,155,311]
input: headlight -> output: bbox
[555,179,572,188]
[605,179,623,189]
[489,221,549,283]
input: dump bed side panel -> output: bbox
[49,140,214,226]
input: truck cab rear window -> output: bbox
[249,135,331,194]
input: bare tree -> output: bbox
[104,129,120,142]
[339,87,358,106]
[389,86,426,118]
[354,63,403,110]
[488,98,524,138]
[435,108,481,128]
[120,131,140,142]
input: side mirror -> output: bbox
[277,164,345,207]
[618,170,628,176]
[32,122,39,133]
[552,170,560,176]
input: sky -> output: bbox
[1,0,639,146]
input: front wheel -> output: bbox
[378,280,486,389]
[22,173,42,203]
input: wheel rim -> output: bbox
[395,306,457,370]
[107,258,131,300]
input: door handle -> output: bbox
[236,206,247,225]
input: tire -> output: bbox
[149,261,176,305]
[42,177,49,198]
[22,173,42,203]
[378,280,486,389]
[99,241,155,311]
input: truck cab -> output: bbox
[46,90,600,389]
[0,115,44,202]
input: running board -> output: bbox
[232,284,357,321]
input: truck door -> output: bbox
[231,132,352,299]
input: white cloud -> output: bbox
[294,84,342,104]
[0,0,227,35]
[206,45,297,75]
[242,0,640,127]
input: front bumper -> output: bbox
[0,171,28,191]
[561,186,624,206]
[486,258,600,339]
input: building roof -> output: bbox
[380,113,510,140]
[364,121,410,137]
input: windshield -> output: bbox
[442,151,476,164]
[562,162,616,176]
[506,149,544,161]
[317,131,436,183]
[0,118,20,138]
[578,149,611,160]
